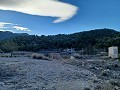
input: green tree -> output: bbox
[1,41,18,57]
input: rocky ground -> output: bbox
[0,56,120,90]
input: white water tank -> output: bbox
[108,46,118,59]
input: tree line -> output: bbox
[0,28,120,53]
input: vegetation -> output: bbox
[0,40,18,57]
[0,28,120,52]
[0,31,28,40]
[31,53,49,60]
[48,53,62,60]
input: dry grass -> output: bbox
[48,53,63,60]
[61,55,76,64]
[73,53,81,59]
[62,55,71,59]
[31,53,50,60]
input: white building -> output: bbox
[108,46,118,59]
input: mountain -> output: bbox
[71,28,119,38]
[0,28,120,52]
[0,31,29,40]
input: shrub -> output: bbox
[72,53,81,59]
[61,56,76,64]
[31,53,37,58]
[31,53,50,60]
[35,53,45,59]
[48,53,62,60]
[62,55,70,59]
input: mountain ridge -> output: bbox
[0,28,120,52]
[0,31,29,40]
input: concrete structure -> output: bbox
[108,46,118,59]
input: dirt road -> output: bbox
[0,57,120,90]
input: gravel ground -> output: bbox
[0,57,120,90]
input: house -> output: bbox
[108,46,118,59]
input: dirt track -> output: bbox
[0,57,120,90]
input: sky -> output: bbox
[0,0,120,35]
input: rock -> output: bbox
[101,69,110,77]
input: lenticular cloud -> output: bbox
[0,0,78,23]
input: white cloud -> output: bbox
[12,26,30,32]
[0,22,12,28]
[0,22,30,32]
[0,0,78,23]
[0,29,13,32]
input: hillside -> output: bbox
[0,28,120,52]
[71,28,119,38]
[0,31,29,40]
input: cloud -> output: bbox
[12,26,30,32]
[0,0,78,23]
[0,22,12,28]
[0,22,30,32]
[0,29,13,32]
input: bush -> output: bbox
[62,55,70,59]
[73,53,81,59]
[48,53,62,60]
[31,53,37,58]
[31,53,50,60]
